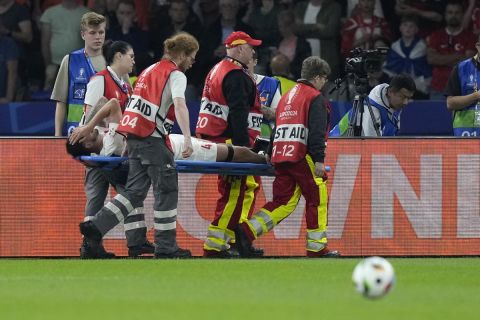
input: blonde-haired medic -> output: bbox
[80,32,199,259]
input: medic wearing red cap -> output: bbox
[196,31,264,258]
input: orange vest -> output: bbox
[271,82,321,164]
[196,59,262,146]
[118,60,178,137]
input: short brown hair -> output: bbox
[163,32,199,58]
[300,56,331,81]
[80,12,106,32]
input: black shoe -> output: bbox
[234,225,256,258]
[128,241,155,257]
[229,244,264,257]
[79,221,102,242]
[154,247,192,259]
[251,136,270,154]
[203,249,237,259]
[250,246,264,257]
[79,239,116,259]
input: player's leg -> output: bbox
[216,144,266,163]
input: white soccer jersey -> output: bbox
[98,123,125,156]
[168,134,217,162]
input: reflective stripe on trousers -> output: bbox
[203,226,234,252]
[154,209,177,231]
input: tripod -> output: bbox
[344,78,381,137]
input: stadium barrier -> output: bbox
[0,137,478,257]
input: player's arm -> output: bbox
[69,97,117,144]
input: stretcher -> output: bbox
[77,156,276,176]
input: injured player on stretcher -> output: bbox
[67,97,268,164]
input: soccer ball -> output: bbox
[352,256,395,299]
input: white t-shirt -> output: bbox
[168,134,217,162]
[153,70,187,138]
[304,2,321,57]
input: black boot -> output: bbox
[154,247,192,259]
[234,225,256,258]
[79,238,115,259]
[128,241,155,258]
[79,221,115,259]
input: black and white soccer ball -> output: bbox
[352,256,395,299]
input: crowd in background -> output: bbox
[1,0,479,103]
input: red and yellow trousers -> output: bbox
[242,155,329,252]
[203,175,261,252]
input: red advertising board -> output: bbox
[0,138,479,256]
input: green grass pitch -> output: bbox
[0,258,478,320]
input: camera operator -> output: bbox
[330,74,416,136]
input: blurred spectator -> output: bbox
[247,0,280,74]
[0,0,33,51]
[192,0,254,94]
[462,0,480,34]
[270,53,296,94]
[346,0,384,18]
[0,0,33,100]
[0,34,18,103]
[395,0,447,38]
[384,15,432,99]
[343,0,398,38]
[107,0,151,74]
[148,0,171,32]
[278,0,295,10]
[192,0,220,27]
[150,0,202,101]
[100,0,150,30]
[40,0,89,90]
[341,0,392,57]
[294,0,342,78]
[275,9,311,79]
[32,0,83,22]
[427,1,476,99]
[238,0,254,22]
[445,33,480,136]
[88,0,108,15]
[151,0,202,60]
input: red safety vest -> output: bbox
[118,60,178,137]
[271,82,325,164]
[196,59,262,146]
[94,69,131,111]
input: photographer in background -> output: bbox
[330,74,416,136]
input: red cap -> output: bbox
[224,31,262,48]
